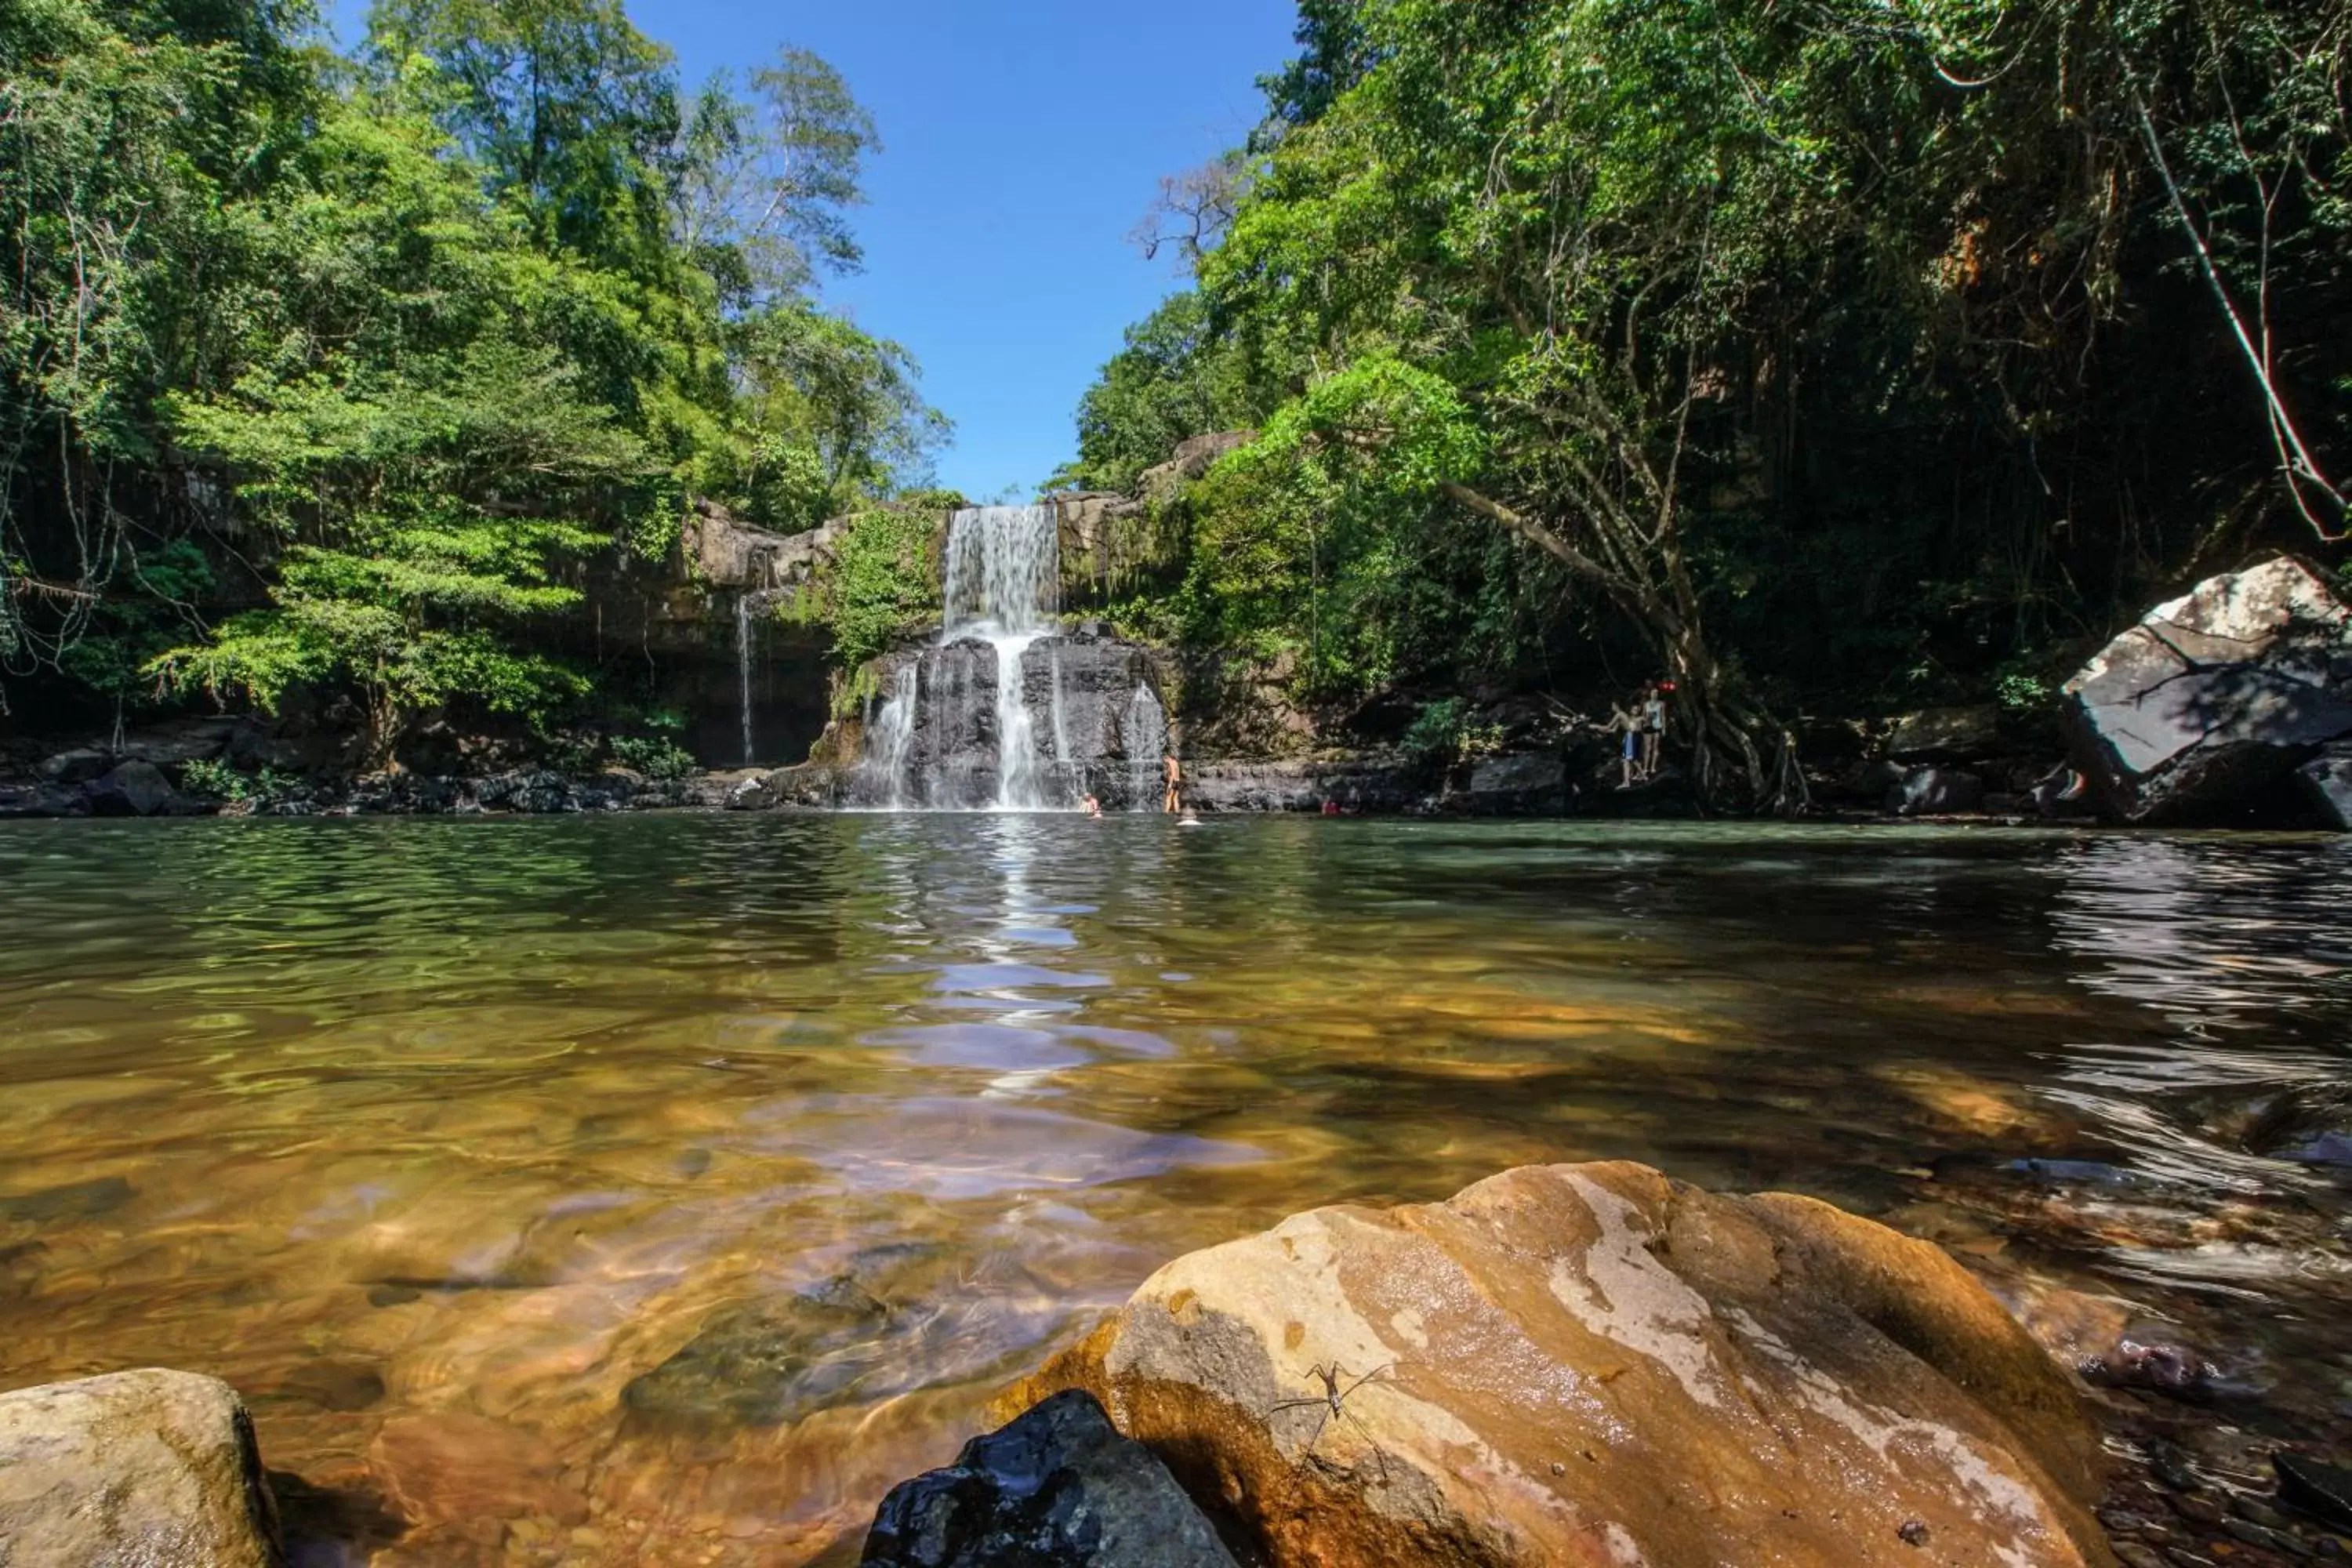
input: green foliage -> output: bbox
[0,0,947,745]
[1994,667,2056,714]
[1062,292,1259,493]
[609,732,695,778]
[1068,0,2352,746]
[180,757,296,801]
[1399,696,1504,773]
[670,46,878,305]
[817,506,939,668]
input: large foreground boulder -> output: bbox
[863,1389,1237,1567]
[1005,1162,2111,1568]
[2062,557,2352,823]
[0,1368,285,1566]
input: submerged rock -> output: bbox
[862,1388,1236,1568]
[2243,1084,2352,1167]
[625,1272,909,1430]
[1005,1161,2109,1568]
[0,1368,285,1567]
[2274,1451,2352,1534]
[2062,556,2352,824]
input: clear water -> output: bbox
[2,817,2349,1566]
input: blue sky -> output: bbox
[325,1,1299,501]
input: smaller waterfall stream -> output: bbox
[735,593,754,767]
[1123,683,1168,812]
[864,663,920,808]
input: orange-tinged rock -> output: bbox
[1004,1162,2112,1568]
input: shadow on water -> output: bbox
[0,815,2347,1564]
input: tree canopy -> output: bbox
[1067,0,2351,803]
[0,0,945,753]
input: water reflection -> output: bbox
[0,818,2347,1565]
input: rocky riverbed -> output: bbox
[13,1160,2352,1566]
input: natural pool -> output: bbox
[2,815,2348,1566]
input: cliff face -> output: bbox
[557,506,840,769]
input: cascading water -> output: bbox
[864,662,920,808]
[1123,683,1167,812]
[736,593,755,767]
[844,504,1167,811]
[941,505,1062,811]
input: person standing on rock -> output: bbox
[1640,681,1670,781]
[1163,751,1184,815]
[1607,699,1642,789]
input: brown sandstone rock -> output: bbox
[0,1367,285,1566]
[1004,1162,2112,1568]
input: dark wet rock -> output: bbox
[1455,752,1566,815]
[2303,741,2352,829]
[1886,765,1984,816]
[2277,1453,2352,1534]
[1889,706,2004,764]
[0,1368,285,1568]
[624,1279,898,1429]
[736,761,852,808]
[837,632,1171,811]
[2148,1440,2201,1493]
[0,1174,133,1223]
[2062,556,2352,824]
[37,746,112,784]
[117,717,237,768]
[85,758,174,816]
[470,769,581,815]
[0,780,89,818]
[1184,756,1420,814]
[861,1389,1237,1568]
[2244,1086,2352,1167]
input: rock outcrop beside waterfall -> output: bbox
[977,1162,2112,1568]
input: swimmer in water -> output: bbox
[1082,793,1102,818]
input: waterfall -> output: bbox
[865,662,920,808]
[736,593,754,767]
[1123,683,1167,812]
[942,505,1063,811]
[851,510,1115,818]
